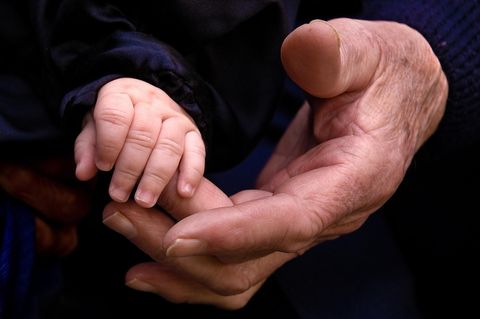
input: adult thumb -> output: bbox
[281,18,381,98]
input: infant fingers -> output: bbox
[94,92,134,171]
[177,131,205,197]
[134,118,185,207]
[108,102,162,203]
[74,112,97,181]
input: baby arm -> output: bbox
[74,78,205,207]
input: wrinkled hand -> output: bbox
[161,19,447,257]
[103,176,278,309]
[0,158,92,256]
[103,19,448,308]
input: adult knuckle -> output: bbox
[292,196,339,248]
[150,245,167,262]
[211,267,253,296]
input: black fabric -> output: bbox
[21,0,288,170]
[0,1,63,151]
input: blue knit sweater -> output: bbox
[0,195,34,318]
[361,0,480,155]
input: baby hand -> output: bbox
[75,78,205,207]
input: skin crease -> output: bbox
[75,78,206,208]
[1,17,448,309]
[103,177,278,309]
[100,18,448,309]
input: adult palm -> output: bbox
[103,18,447,309]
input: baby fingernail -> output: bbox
[110,187,129,203]
[135,190,155,207]
[103,212,137,239]
[96,159,113,171]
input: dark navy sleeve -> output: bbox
[359,0,480,156]
[30,0,213,156]
[30,0,289,170]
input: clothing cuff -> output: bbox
[60,31,212,145]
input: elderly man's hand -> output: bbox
[103,176,278,309]
[162,18,447,260]
[102,18,448,308]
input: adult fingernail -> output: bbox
[166,238,207,257]
[309,19,340,48]
[126,278,157,293]
[103,212,137,239]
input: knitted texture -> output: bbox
[361,0,480,155]
[0,194,35,318]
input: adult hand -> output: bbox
[0,158,92,256]
[162,18,447,257]
[103,176,280,309]
[103,18,448,308]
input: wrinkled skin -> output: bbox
[103,18,447,309]
[2,17,447,309]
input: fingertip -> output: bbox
[95,158,114,172]
[281,19,342,97]
[177,181,195,198]
[74,118,97,179]
[125,278,158,294]
[134,189,157,208]
[165,238,207,257]
[75,160,97,181]
[109,185,130,203]
[102,200,136,222]
[309,19,340,47]
[179,131,205,198]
